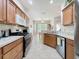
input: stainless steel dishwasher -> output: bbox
[56,36,66,59]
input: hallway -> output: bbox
[23,34,62,59]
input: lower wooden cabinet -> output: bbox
[0,48,2,59]
[2,38,23,59]
[66,39,74,59]
[15,51,23,59]
[44,34,57,48]
[3,38,22,54]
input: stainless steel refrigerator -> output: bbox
[75,0,79,58]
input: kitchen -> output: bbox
[0,0,78,59]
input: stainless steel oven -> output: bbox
[56,36,66,59]
[24,34,31,56]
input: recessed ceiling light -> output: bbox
[50,0,53,4]
[28,0,32,5]
[78,0,79,3]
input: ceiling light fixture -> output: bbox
[50,0,53,4]
[28,0,32,5]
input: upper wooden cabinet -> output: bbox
[7,0,16,24]
[0,0,29,25]
[16,8,22,17]
[16,7,26,19]
[63,2,75,26]
[0,0,6,23]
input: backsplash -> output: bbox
[0,24,26,31]
[61,25,75,36]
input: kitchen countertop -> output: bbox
[42,31,74,40]
[0,36,23,48]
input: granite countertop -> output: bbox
[42,31,74,40]
[0,36,23,48]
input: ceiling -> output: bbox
[17,0,65,20]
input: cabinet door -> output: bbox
[21,11,25,19]
[44,34,50,44]
[16,8,21,16]
[0,48,2,59]
[3,38,23,54]
[7,0,15,24]
[44,34,57,48]
[25,15,28,20]
[0,0,6,22]
[49,35,57,48]
[73,3,75,23]
[46,34,56,48]
[15,51,23,59]
[66,40,74,59]
[63,4,73,25]
[3,42,23,59]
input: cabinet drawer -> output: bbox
[3,38,23,54]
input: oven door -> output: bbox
[24,35,31,56]
[56,37,66,58]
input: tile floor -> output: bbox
[23,34,62,59]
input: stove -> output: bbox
[10,30,31,57]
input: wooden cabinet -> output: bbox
[0,48,2,59]
[7,0,15,24]
[0,0,29,25]
[3,38,23,59]
[0,0,6,23]
[66,39,74,59]
[73,3,75,22]
[63,4,73,26]
[16,8,21,17]
[63,1,75,26]
[16,7,25,19]
[3,38,22,54]
[21,11,25,19]
[24,15,28,20]
[44,34,57,48]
